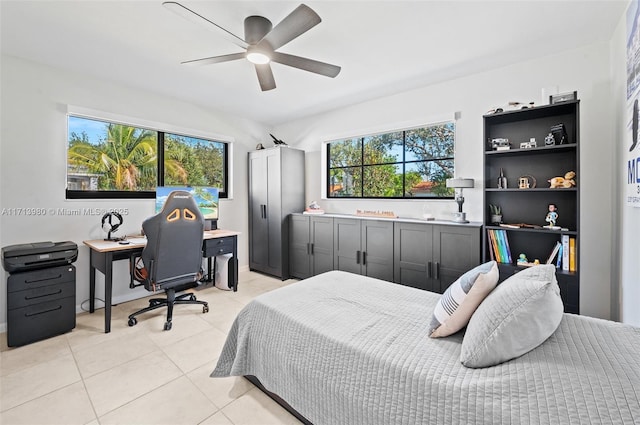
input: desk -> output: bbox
[84,229,240,333]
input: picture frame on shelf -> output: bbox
[549,91,577,104]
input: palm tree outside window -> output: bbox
[66,116,228,199]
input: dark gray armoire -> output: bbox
[248,146,305,279]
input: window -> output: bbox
[163,133,227,190]
[66,116,229,199]
[327,122,455,198]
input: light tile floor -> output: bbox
[0,271,303,425]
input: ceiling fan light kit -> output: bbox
[163,1,341,91]
[246,47,271,65]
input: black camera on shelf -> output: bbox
[549,123,568,145]
[490,138,510,151]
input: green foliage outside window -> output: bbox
[66,116,227,198]
[164,134,225,189]
[327,122,455,198]
[68,123,157,191]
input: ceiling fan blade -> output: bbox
[181,52,246,66]
[163,1,249,49]
[255,64,276,91]
[257,4,321,51]
[271,52,341,78]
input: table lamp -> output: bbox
[446,178,474,223]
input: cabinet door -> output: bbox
[311,216,334,275]
[433,225,481,293]
[361,220,394,281]
[289,215,311,279]
[265,151,283,274]
[334,218,362,274]
[393,222,434,291]
[248,152,269,270]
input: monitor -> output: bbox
[155,186,219,230]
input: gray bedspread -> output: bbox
[212,270,640,425]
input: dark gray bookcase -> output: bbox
[483,100,580,314]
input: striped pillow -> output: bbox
[429,261,499,338]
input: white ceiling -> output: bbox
[0,0,628,126]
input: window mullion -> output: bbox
[158,132,165,187]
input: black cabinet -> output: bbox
[248,146,305,279]
[289,214,334,279]
[394,222,481,293]
[203,235,238,290]
[483,100,580,313]
[334,218,394,282]
[7,265,76,347]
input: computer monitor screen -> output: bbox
[156,186,219,229]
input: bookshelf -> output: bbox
[483,100,580,314]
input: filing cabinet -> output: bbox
[7,265,76,347]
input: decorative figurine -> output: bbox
[545,204,560,229]
[544,133,555,146]
[270,134,287,145]
[517,253,528,264]
[548,171,576,188]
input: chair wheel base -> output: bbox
[128,317,138,327]
[203,305,209,313]
[164,321,172,331]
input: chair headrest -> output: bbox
[158,190,203,223]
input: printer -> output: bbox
[2,241,78,273]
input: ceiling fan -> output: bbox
[163,2,341,91]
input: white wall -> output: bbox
[275,42,616,320]
[611,2,640,327]
[0,55,267,331]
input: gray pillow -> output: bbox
[429,261,499,338]
[460,264,564,368]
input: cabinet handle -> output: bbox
[25,289,62,300]
[25,305,62,317]
[25,274,62,284]
[362,251,366,265]
[428,261,432,278]
[310,243,314,255]
[356,250,361,264]
[306,243,310,255]
[435,262,440,280]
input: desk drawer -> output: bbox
[204,237,235,256]
[8,280,75,309]
[7,265,75,292]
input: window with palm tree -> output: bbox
[327,122,455,199]
[67,116,228,199]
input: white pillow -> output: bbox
[460,264,564,368]
[429,261,499,338]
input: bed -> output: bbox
[211,270,640,425]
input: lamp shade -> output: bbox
[446,178,475,189]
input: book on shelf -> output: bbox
[562,234,570,271]
[569,237,577,272]
[488,229,501,262]
[486,229,495,261]
[546,241,562,264]
[499,229,512,263]
[492,230,503,263]
[487,229,512,264]
[556,244,563,268]
[499,223,543,229]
